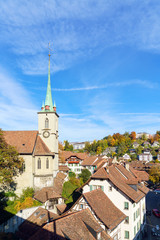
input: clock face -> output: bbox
[43,131,50,138]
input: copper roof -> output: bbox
[83,189,126,230]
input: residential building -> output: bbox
[152,141,160,148]
[136,132,150,139]
[123,153,131,161]
[3,53,59,195]
[132,142,139,148]
[138,152,152,162]
[69,189,126,240]
[28,208,112,240]
[81,156,106,174]
[81,163,149,240]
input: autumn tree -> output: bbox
[149,166,160,184]
[79,169,91,183]
[0,129,23,189]
[130,131,136,140]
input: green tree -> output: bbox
[136,145,143,155]
[64,140,73,151]
[117,142,128,156]
[84,141,92,152]
[0,129,23,189]
[79,169,91,183]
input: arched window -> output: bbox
[45,118,49,129]
[46,158,49,169]
[38,158,41,169]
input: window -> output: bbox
[134,226,136,236]
[124,231,129,239]
[125,216,129,224]
[124,202,129,210]
[80,204,83,209]
[134,212,136,221]
[46,158,49,169]
[109,186,112,191]
[138,208,140,216]
[45,118,49,129]
[38,158,41,169]
[133,203,136,208]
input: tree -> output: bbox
[0,129,23,189]
[64,140,73,151]
[117,142,128,157]
[96,146,102,155]
[79,169,91,183]
[130,131,136,140]
[149,166,160,184]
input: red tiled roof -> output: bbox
[81,156,98,166]
[34,136,53,156]
[56,203,67,214]
[29,209,108,240]
[4,131,38,154]
[17,207,58,240]
[34,187,61,203]
[83,189,126,230]
[58,165,70,172]
[92,164,147,203]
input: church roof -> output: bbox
[4,131,53,156]
[4,131,38,154]
[34,135,53,156]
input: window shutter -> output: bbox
[90,185,92,191]
[101,186,104,191]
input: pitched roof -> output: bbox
[29,209,111,240]
[4,131,38,154]
[4,131,53,156]
[17,207,58,240]
[83,189,126,230]
[56,203,67,214]
[34,172,65,203]
[34,187,61,203]
[81,156,98,166]
[33,136,53,156]
[91,164,148,203]
[58,165,70,172]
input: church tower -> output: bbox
[38,50,59,177]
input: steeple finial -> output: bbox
[44,43,54,111]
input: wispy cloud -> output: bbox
[0,67,37,130]
[1,1,160,74]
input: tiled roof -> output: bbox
[17,207,58,240]
[34,187,61,203]
[56,203,67,214]
[29,209,110,240]
[58,165,70,171]
[34,172,65,203]
[92,164,147,203]
[56,172,66,180]
[60,151,88,161]
[33,136,53,156]
[4,131,53,156]
[4,131,38,154]
[83,189,126,230]
[81,156,98,166]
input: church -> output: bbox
[4,52,59,195]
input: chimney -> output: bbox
[125,162,130,171]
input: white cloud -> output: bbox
[0,67,37,130]
[1,1,160,74]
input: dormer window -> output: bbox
[45,118,49,129]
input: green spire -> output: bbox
[45,52,53,111]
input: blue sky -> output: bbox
[1,0,160,142]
